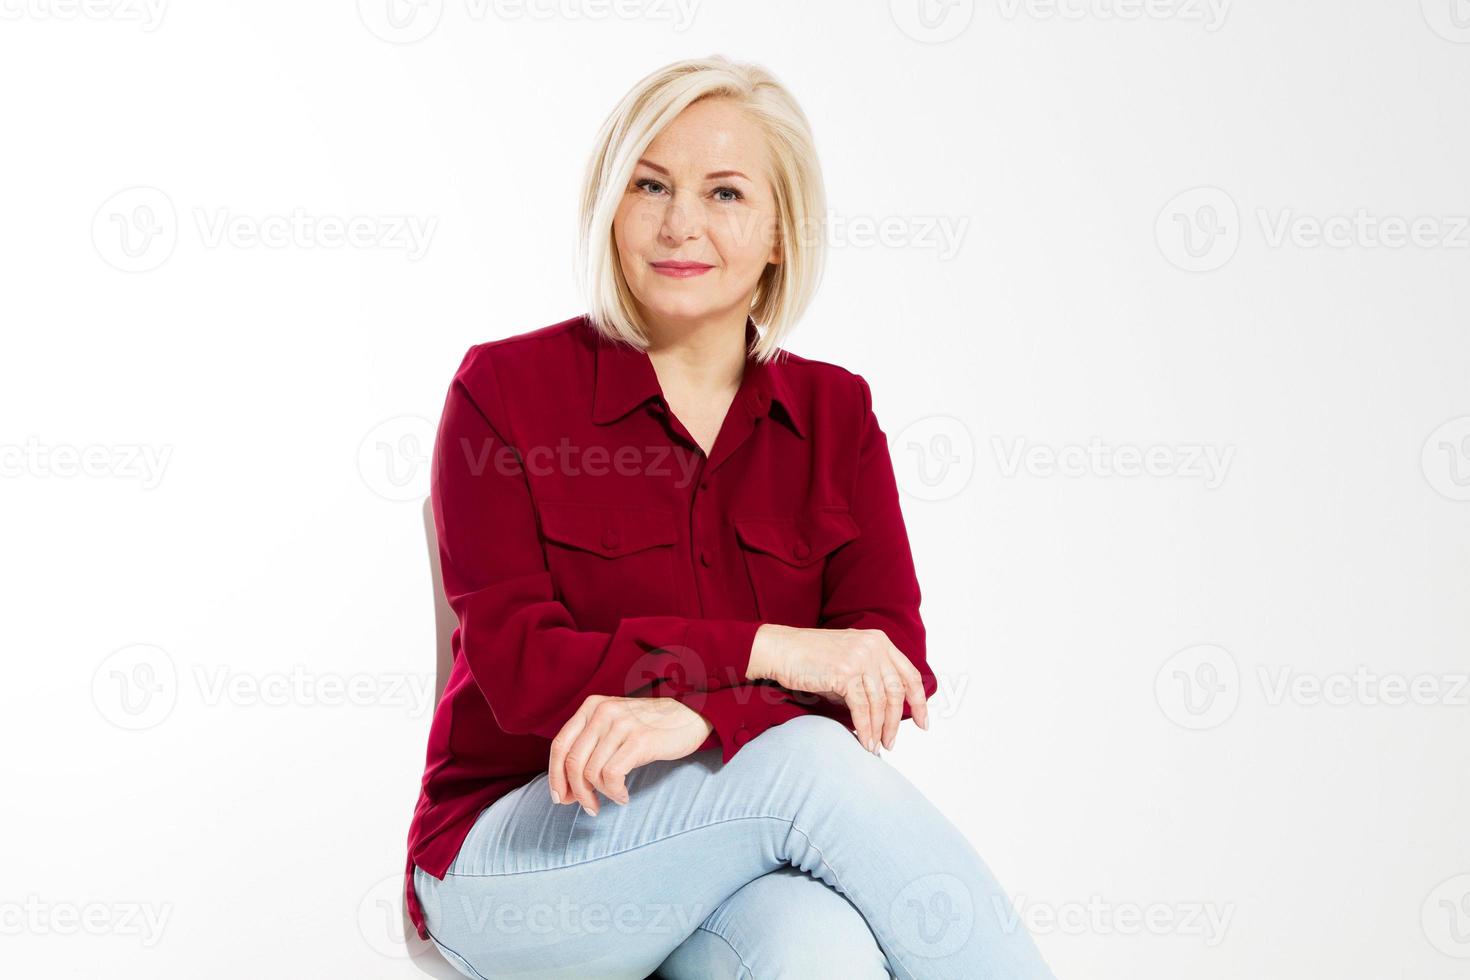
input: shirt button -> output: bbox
[699,479,710,491]
[601,528,620,551]
[792,538,811,559]
[699,550,712,568]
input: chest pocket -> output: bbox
[732,508,860,627]
[538,501,678,625]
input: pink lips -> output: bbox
[650,260,713,279]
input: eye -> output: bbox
[634,178,668,196]
[713,185,744,203]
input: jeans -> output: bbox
[413,714,1057,980]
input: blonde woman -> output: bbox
[404,55,1056,980]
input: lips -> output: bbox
[650,260,713,278]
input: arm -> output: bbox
[802,374,938,729]
[668,373,938,758]
[432,346,763,741]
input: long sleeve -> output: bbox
[684,682,813,762]
[671,373,938,758]
[805,374,938,729]
[432,346,763,741]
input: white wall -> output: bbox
[2,2,1467,977]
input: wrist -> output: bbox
[747,623,794,682]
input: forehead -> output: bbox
[642,98,771,176]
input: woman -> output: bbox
[404,55,1056,979]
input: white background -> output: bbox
[2,1,1468,977]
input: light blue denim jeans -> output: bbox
[413,714,1057,980]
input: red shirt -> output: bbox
[403,314,937,941]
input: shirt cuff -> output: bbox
[680,618,763,690]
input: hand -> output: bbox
[747,624,930,754]
[547,695,711,817]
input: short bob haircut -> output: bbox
[575,55,827,365]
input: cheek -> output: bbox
[712,213,775,271]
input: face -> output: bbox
[613,97,783,333]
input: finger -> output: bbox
[845,681,874,753]
[564,721,604,816]
[879,665,903,751]
[894,654,930,731]
[597,739,640,806]
[860,672,884,754]
[584,721,631,806]
[547,710,589,806]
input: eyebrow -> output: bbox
[635,159,751,182]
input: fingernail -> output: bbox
[582,805,597,817]
[550,789,561,804]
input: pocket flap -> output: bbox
[538,501,677,558]
[732,509,860,567]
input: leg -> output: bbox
[657,865,893,979]
[414,714,1055,980]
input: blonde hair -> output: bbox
[575,55,826,364]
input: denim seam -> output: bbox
[692,923,755,979]
[441,813,835,881]
[425,927,493,980]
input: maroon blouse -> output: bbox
[403,314,936,941]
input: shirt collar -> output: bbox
[590,315,805,439]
